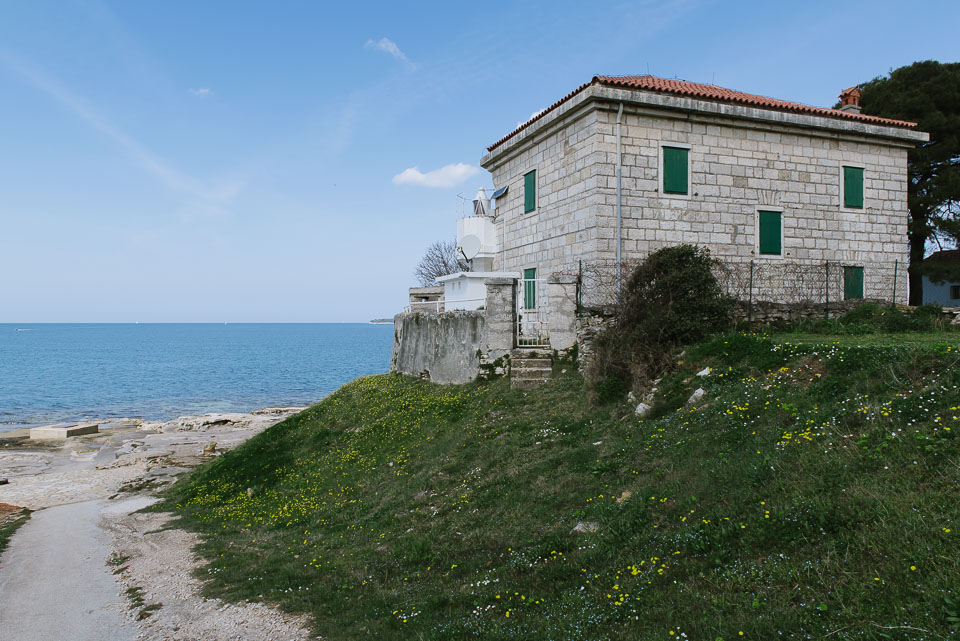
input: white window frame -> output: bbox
[839,162,866,212]
[659,142,692,200]
[754,207,785,260]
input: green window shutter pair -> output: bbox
[843,166,864,208]
[844,266,864,300]
[524,170,536,213]
[663,146,689,195]
[758,210,781,255]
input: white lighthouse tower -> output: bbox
[437,187,519,310]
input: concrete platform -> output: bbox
[29,423,100,440]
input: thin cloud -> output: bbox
[393,163,480,189]
[0,51,240,207]
[365,37,416,70]
[188,87,213,97]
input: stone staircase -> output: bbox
[510,349,553,389]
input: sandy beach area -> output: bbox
[0,408,318,641]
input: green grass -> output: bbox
[0,508,30,557]
[769,332,960,347]
[161,332,960,640]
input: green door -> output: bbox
[523,268,537,309]
[843,266,864,300]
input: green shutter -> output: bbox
[524,170,536,213]
[758,210,781,255]
[844,266,864,300]
[663,147,688,195]
[523,268,537,309]
[843,166,863,208]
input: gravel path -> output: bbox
[0,499,137,641]
[105,507,315,641]
[0,408,315,640]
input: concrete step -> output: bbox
[510,361,553,370]
[510,349,553,389]
[512,377,548,390]
[511,367,553,377]
[512,358,552,368]
[512,373,552,383]
[513,349,552,358]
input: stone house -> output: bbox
[480,75,928,307]
[392,75,930,386]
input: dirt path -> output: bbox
[105,506,315,640]
[0,409,316,640]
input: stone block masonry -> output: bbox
[390,311,486,384]
[391,279,516,384]
[482,84,923,308]
[547,273,578,350]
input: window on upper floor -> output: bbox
[661,146,690,196]
[843,166,864,209]
[757,210,782,256]
[524,170,536,213]
[662,146,689,195]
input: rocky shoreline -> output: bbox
[0,406,317,640]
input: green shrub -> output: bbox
[589,245,733,397]
[593,375,627,405]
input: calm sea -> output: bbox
[0,323,394,433]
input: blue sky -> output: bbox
[1,0,957,322]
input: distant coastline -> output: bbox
[369,318,394,324]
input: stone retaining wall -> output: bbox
[391,279,515,384]
[732,298,881,324]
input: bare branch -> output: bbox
[414,240,469,286]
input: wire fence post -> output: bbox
[577,259,583,314]
[824,261,830,320]
[748,260,754,324]
[892,260,898,307]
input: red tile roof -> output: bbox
[485,75,918,152]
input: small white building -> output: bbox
[437,188,518,311]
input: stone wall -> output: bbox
[572,299,943,373]
[482,84,921,307]
[732,298,881,324]
[547,274,578,350]
[391,279,516,384]
[574,309,616,374]
[486,102,605,281]
[390,311,485,384]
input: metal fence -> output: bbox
[574,257,902,318]
[712,259,844,307]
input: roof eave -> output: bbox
[484,77,924,158]
[482,83,928,167]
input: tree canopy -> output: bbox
[859,60,960,300]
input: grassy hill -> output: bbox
[161,324,960,640]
